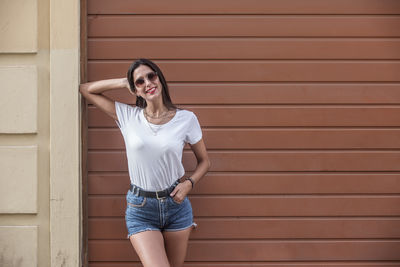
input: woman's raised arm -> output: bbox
[79,78,132,121]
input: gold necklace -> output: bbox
[143,111,165,136]
[144,109,169,119]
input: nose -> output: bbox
[145,77,153,88]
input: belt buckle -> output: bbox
[133,187,139,196]
[156,191,165,200]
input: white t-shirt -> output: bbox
[114,101,203,191]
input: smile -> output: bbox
[146,87,157,94]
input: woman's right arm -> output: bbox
[79,78,131,121]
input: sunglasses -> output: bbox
[134,71,158,88]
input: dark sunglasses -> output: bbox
[134,71,158,87]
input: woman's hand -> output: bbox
[122,78,131,91]
[170,139,210,203]
[170,180,192,203]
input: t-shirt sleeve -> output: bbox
[185,112,203,145]
[114,101,133,130]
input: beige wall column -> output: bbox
[49,0,81,266]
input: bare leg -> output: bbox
[163,227,192,267]
[129,230,170,267]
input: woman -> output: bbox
[79,58,210,267]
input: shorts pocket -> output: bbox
[171,196,185,205]
[127,193,147,208]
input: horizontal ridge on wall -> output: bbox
[88,217,400,239]
[88,38,400,60]
[88,0,400,15]
[87,150,400,172]
[87,128,400,149]
[88,240,400,261]
[88,195,400,217]
[87,61,400,82]
[87,16,400,38]
[88,106,400,127]
[95,83,400,104]
[87,173,400,195]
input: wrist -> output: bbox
[121,78,129,87]
[184,177,195,189]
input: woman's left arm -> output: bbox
[170,138,211,202]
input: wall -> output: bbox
[85,0,400,266]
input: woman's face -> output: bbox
[132,65,163,102]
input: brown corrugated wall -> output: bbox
[84,0,400,266]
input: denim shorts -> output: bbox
[125,183,197,239]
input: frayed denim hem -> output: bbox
[163,222,197,232]
[126,228,160,239]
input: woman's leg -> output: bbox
[163,227,192,267]
[129,230,170,267]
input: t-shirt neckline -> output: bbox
[140,108,179,127]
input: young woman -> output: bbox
[79,58,210,267]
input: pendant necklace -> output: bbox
[144,109,167,136]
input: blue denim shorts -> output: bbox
[125,183,197,239]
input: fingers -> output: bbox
[170,182,192,203]
[170,187,178,197]
[172,193,183,203]
[170,185,185,203]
